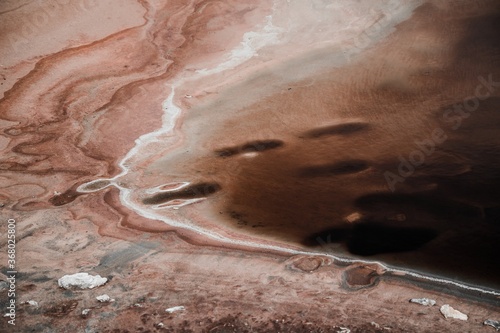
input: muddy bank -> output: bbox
[1,0,499,331]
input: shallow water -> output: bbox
[86,0,500,293]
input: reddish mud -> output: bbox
[0,0,499,332]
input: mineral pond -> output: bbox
[1,0,499,331]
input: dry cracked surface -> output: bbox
[1,0,499,332]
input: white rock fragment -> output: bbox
[25,300,39,307]
[440,304,468,321]
[96,294,114,302]
[82,309,91,316]
[58,273,107,289]
[337,328,351,333]
[484,319,500,331]
[165,305,185,314]
[410,298,436,306]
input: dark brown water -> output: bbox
[142,1,500,292]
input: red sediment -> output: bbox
[1,0,272,211]
[3,1,500,331]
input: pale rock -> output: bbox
[440,304,468,321]
[96,294,114,302]
[409,298,436,306]
[165,305,185,313]
[58,273,107,289]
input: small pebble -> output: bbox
[409,298,436,306]
[165,305,185,313]
[96,294,114,302]
[484,319,500,331]
[337,328,351,333]
[25,300,39,307]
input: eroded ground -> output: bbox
[1,0,499,332]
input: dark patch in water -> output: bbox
[143,182,221,205]
[303,224,438,256]
[215,139,284,158]
[347,224,438,256]
[215,147,240,158]
[302,122,370,138]
[298,160,369,177]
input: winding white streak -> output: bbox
[154,198,206,210]
[196,15,283,76]
[78,5,500,297]
[145,181,191,194]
